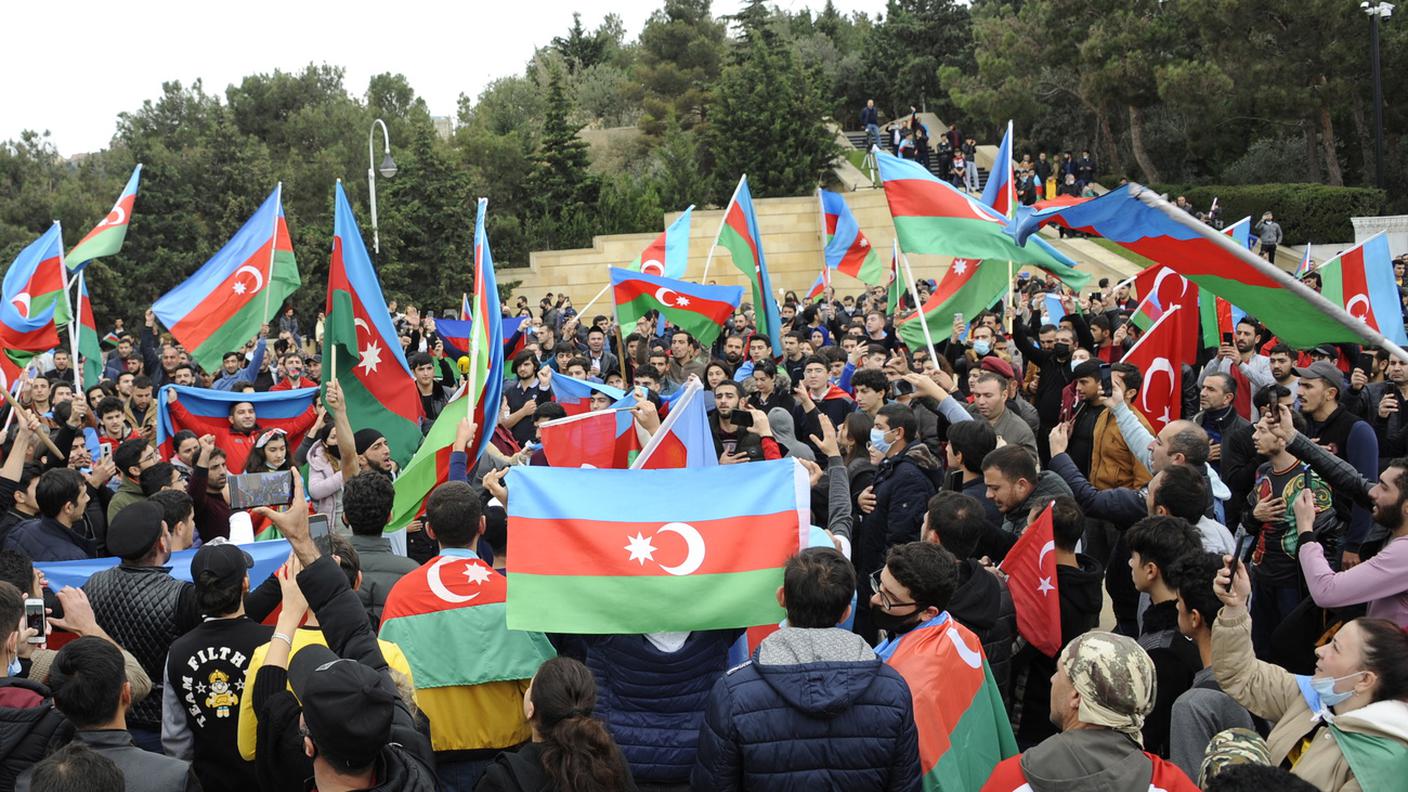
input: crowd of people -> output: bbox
[3,258,1408,792]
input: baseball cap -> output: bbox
[288,645,398,772]
[1293,359,1345,392]
[1310,344,1338,359]
[106,502,165,560]
[189,542,253,590]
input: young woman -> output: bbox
[244,428,291,473]
[477,657,636,792]
[704,361,732,391]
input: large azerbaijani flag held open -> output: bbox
[505,459,808,633]
[716,175,784,356]
[628,206,693,279]
[877,150,1089,290]
[1,226,65,382]
[324,182,423,466]
[819,189,886,285]
[67,164,141,272]
[153,185,300,373]
[1010,184,1403,353]
[610,267,743,349]
[877,613,1017,792]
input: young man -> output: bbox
[851,368,889,418]
[709,382,767,463]
[1296,359,1380,567]
[269,352,315,391]
[692,548,920,791]
[970,372,1038,459]
[408,352,448,429]
[343,473,419,628]
[1125,514,1204,758]
[106,439,157,524]
[167,391,315,475]
[3,469,96,561]
[981,445,1073,540]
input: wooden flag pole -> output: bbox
[702,175,743,284]
[0,385,64,461]
[899,255,939,367]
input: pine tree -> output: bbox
[527,67,598,249]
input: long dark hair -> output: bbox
[531,657,631,792]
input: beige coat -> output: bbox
[1213,606,1408,791]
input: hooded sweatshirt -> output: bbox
[948,559,1016,702]
[982,729,1197,792]
[768,408,815,461]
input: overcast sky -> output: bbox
[3,0,872,157]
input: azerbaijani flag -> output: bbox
[631,378,715,469]
[886,245,902,317]
[1,225,65,381]
[387,383,466,533]
[804,268,827,304]
[979,120,1016,220]
[1010,184,1392,351]
[819,190,885,285]
[3,222,70,327]
[1129,266,1195,331]
[75,273,102,387]
[1223,215,1253,250]
[155,383,319,471]
[877,613,1017,792]
[505,459,808,633]
[629,206,693,279]
[549,371,625,416]
[878,150,1089,290]
[896,258,1007,351]
[153,185,300,373]
[1296,245,1314,278]
[611,267,742,349]
[325,182,423,467]
[434,316,527,361]
[464,198,506,465]
[67,164,141,272]
[716,176,783,356]
[1317,234,1407,346]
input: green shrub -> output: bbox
[1148,183,1386,244]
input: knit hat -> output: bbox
[353,428,385,456]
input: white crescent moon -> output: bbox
[655,521,705,576]
[354,317,370,334]
[654,287,679,308]
[965,195,1002,224]
[1141,357,1176,414]
[641,259,665,277]
[234,264,264,292]
[103,205,126,227]
[1149,268,1186,306]
[426,556,481,604]
[945,624,984,669]
[1038,540,1055,567]
[11,292,31,318]
[1347,293,1372,322]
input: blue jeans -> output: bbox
[437,757,493,792]
[865,123,881,150]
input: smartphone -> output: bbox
[24,598,45,644]
[227,471,295,511]
[890,379,916,398]
[308,513,330,540]
[1221,332,1234,345]
[99,442,112,461]
[729,410,753,428]
[1226,533,1249,592]
[1099,363,1113,397]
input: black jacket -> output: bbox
[0,679,66,790]
[947,559,1016,705]
[478,741,638,792]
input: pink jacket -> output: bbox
[1299,534,1408,627]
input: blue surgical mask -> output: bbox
[7,655,18,678]
[869,427,893,455]
[1071,358,1085,372]
[1311,671,1365,708]
[973,340,992,356]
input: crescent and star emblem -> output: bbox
[624,521,706,576]
[426,556,493,604]
[101,204,126,228]
[1036,540,1056,595]
[11,292,32,318]
[231,265,264,296]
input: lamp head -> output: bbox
[378,153,398,179]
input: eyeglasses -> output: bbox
[868,569,917,612]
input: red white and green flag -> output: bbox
[998,501,1062,657]
[325,181,423,467]
[897,258,1007,351]
[387,383,467,533]
[610,267,743,349]
[715,175,783,356]
[152,185,299,373]
[67,164,141,272]
[505,459,808,633]
[820,189,887,285]
[463,198,506,465]
[1315,233,1407,346]
[877,614,1017,791]
[877,150,1089,290]
[75,273,102,387]
[379,554,556,688]
[628,206,693,279]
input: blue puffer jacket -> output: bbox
[691,627,921,792]
[584,630,740,785]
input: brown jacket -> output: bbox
[1090,406,1151,491]
[1213,606,1408,791]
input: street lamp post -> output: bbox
[1362,2,1394,190]
[367,118,399,254]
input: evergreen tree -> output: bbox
[526,67,598,250]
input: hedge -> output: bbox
[1149,183,1387,245]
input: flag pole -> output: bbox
[54,221,82,392]
[0,381,64,461]
[899,254,939,367]
[702,175,743,284]
[577,282,612,317]
[263,182,283,329]
[1005,260,1015,334]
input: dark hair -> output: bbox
[342,472,396,537]
[13,463,41,503]
[884,541,958,612]
[801,354,829,372]
[314,533,360,589]
[925,492,986,558]
[1166,423,1210,467]
[634,363,661,383]
[841,412,874,464]
[50,636,126,728]
[1110,361,1141,391]
[130,374,153,391]
[149,489,193,532]
[981,444,1037,485]
[782,547,855,628]
[0,582,23,650]
[536,401,567,422]
[671,330,698,349]
[1252,384,1291,415]
[1268,343,1295,359]
[139,462,176,496]
[877,403,916,445]
[1203,371,1236,399]
[752,359,777,379]
[425,481,481,549]
[95,396,124,419]
[28,742,125,792]
[530,657,633,792]
[947,417,996,473]
[407,352,433,369]
[0,550,34,598]
[1049,495,1086,552]
[1354,617,1408,703]
[851,368,888,394]
[1166,551,1224,631]
[172,429,198,452]
[35,469,83,519]
[1126,515,1202,576]
[749,333,772,349]
[1089,314,1111,334]
[713,379,741,399]
[482,505,508,558]
[1205,765,1318,792]
[1152,463,1210,523]
[194,559,245,618]
[112,439,147,478]
[512,350,538,374]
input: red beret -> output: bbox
[979,356,1015,380]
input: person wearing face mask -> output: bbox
[1212,555,1408,791]
[1015,302,1094,464]
[0,580,67,787]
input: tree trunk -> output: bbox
[1098,106,1122,177]
[1127,105,1160,184]
[1318,106,1344,186]
[1305,121,1321,184]
[1350,94,1375,187]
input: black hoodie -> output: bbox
[947,559,1016,705]
[1012,554,1105,747]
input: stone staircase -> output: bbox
[841,129,989,192]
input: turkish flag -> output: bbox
[999,502,1062,657]
[1121,300,1198,433]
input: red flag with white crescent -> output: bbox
[998,501,1062,657]
[1121,301,1198,433]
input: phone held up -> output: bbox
[227,471,295,511]
[23,598,45,644]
